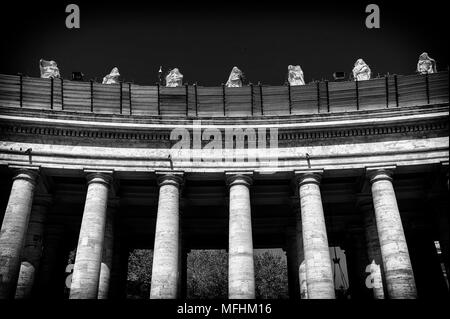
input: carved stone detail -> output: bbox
[352,59,371,81]
[39,59,60,79]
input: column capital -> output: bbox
[84,170,113,186]
[9,166,40,186]
[294,169,323,186]
[366,165,396,184]
[156,171,184,188]
[225,171,253,187]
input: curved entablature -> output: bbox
[0,72,448,118]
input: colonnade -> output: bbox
[0,166,429,299]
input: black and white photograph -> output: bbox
[0,0,448,317]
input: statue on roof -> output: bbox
[352,58,371,81]
[165,68,183,87]
[39,59,60,79]
[417,52,437,74]
[225,66,243,87]
[288,65,305,86]
[102,67,120,84]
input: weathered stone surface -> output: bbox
[360,198,386,299]
[39,59,60,79]
[299,260,308,299]
[417,52,437,74]
[226,67,243,87]
[296,171,335,299]
[165,68,183,87]
[352,58,371,81]
[286,230,300,299]
[69,172,112,299]
[33,224,65,297]
[0,168,38,299]
[97,204,116,299]
[368,167,417,299]
[288,65,305,86]
[14,196,51,299]
[102,67,120,84]
[150,173,183,299]
[295,209,306,299]
[227,173,255,299]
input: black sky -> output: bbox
[0,0,448,86]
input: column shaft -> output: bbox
[299,260,308,299]
[150,174,182,299]
[295,210,306,299]
[297,172,335,299]
[286,231,300,299]
[0,169,38,299]
[362,204,386,299]
[227,174,255,299]
[97,207,115,299]
[34,224,65,298]
[69,172,111,299]
[369,169,417,298]
[15,197,50,298]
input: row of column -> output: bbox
[0,166,421,299]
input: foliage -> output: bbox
[126,249,288,299]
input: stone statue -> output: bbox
[225,66,243,87]
[417,52,437,74]
[352,58,371,81]
[39,59,60,79]
[165,68,183,87]
[102,67,121,84]
[288,65,305,86]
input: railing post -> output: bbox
[325,80,330,112]
[385,76,389,108]
[50,78,54,110]
[185,83,189,116]
[425,73,430,104]
[194,83,198,116]
[157,83,161,116]
[222,83,226,116]
[355,79,359,111]
[317,81,321,113]
[119,82,123,114]
[61,78,64,110]
[250,83,254,116]
[90,80,94,112]
[394,75,399,107]
[259,82,263,116]
[287,83,292,114]
[129,83,132,115]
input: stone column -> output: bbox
[69,171,112,299]
[150,173,183,299]
[358,196,386,299]
[227,173,255,299]
[15,196,51,299]
[0,168,39,299]
[97,201,117,299]
[34,224,65,298]
[286,228,300,299]
[109,240,129,299]
[368,167,417,299]
[295,208,306,299]
[299,261,308,299]
[295,170,335,299]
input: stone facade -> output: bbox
[0,72,448,299]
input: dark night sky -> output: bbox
[0,0,448,86]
